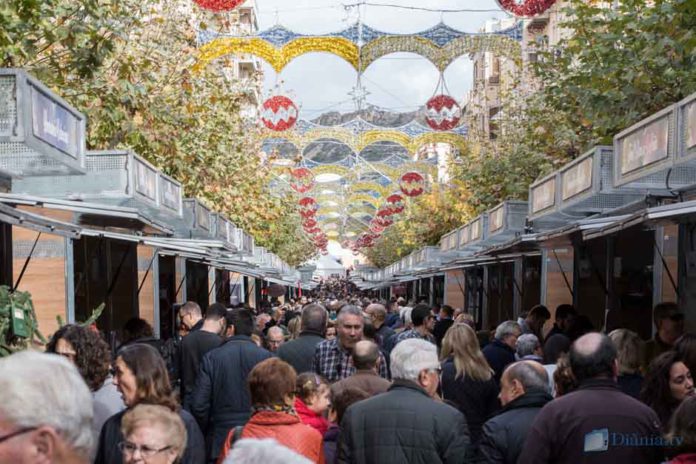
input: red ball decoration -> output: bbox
[399,172,425,197]
[424,95,461,131]
[385,194,405,214]
[373,216,393,228]
[496,0,557,16]
[290,167,315,194]
[260,96,298,132]
[302,218,318,229]
[193,0,244,12]
[298,197,318,219]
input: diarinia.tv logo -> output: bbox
[584,428,683,452]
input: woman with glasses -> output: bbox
[120,404,186,464]
[440,323,500,460]
[94,344,205,464]
[46,324,125,443]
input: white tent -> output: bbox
[313,254,346,278]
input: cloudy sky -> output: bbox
[254,0,510,119]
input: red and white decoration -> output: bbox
[373,216,394,228]
[399,172,425,197]
[496,0,557,17]
[290,167,315,193]
[260,96,298,132]
[424,94,461,131]
[298,197,318,219]
[302,218,318,229]
[193,0,243,12]
[385,193,405,215]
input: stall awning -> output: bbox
[532,215,631,245]
[0,193,172,235]
[0,202,81,238]
[582,201,693,241]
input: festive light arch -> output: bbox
[194,34,522,73]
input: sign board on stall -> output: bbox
[618,116,670,175]
[562,156,594,201]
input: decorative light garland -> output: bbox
[193,0,243,12]
[496,0,557,17]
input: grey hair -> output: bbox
[300,304,328,333]
[401,307,413,326]
[504,361,550,394]
[0,351,93,458]
[224,438,312,464]
[337,305,363,324]
[390,338,439,382]
[495,320,521,340]
[516,333,541,358]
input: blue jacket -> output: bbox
[482,339,516,384]
[190,335,273,461]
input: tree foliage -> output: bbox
[0,0,314,266]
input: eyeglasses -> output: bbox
[0,427,38,445]
[118,441,172,458]
[55,351,77,360]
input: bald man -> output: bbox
[265,326,285,353]
[480,361,553,464]
[331,340,391,397]
[518,333,662,464]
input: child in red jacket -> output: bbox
[294,373,332,435]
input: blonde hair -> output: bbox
[608,329,644,375]
[440,323,493,381]
[121,404,187,460]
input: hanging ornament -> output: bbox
[385,194,405,214]
[260,95,298,132]
[424,95,462,131]
[298,197,318,218]
[290,167,315,193]
[306,227,322,235]
[192,0,244,12]
[369,222,385,234]
[496,0,557,16]
[373,216,394,228]
[302,218,318,229]
[399,172,425,197]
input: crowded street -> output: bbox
[0,0,695,463]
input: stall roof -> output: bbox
[583,199,696,241]
[0,193,172,235]
[0,202,81,238]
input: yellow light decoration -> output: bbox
[310,164,352,179]
[347,193,381,209]
[326,230,340,238]
[193,37,359,73]
[360,35,522,72]
[350,181,391,198]
[262,129,469,158]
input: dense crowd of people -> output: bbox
[0,277,695,463]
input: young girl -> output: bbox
[294,373,331,435]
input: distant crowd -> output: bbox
[0,277,694,464]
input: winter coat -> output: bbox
[295,397,331,436]
[180,328,223,410]
[482,339,516,384]
[323,424,340,464]
[670,454,696,463]
[617,372,644,399]
[433,318,454,348]
[218,410,325,463]
[190,335,273,461]
[94,407,205,464]
[478,388,553,464]
[277,330,325,374]
[517,378,663,464]
[440,357,499,460]
[91,377,125,446]
[337,379,470,464]
[331,369,391,397]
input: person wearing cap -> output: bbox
[392,304,436,348]
[645,302,685,367]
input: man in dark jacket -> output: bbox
[338,338,469,464]
[180,302,226,410]
[191,308,273,463]
[364,303,395,349]
[331,340,391,397]
[433,304,455,349]
[479,361,553,464]
[517,333,663,464]
[277,303,327,374]
[482,321,521,384]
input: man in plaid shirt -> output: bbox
[313,305,389,382]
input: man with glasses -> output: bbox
[0,350,93,463]
[338,338,469,463]
[645,302,685,366]
[391,304,437,348]
[483,321,522,384]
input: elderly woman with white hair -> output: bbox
[0,350,94,463]
[338,338,470,463]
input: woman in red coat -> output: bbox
[218,358,325,463]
